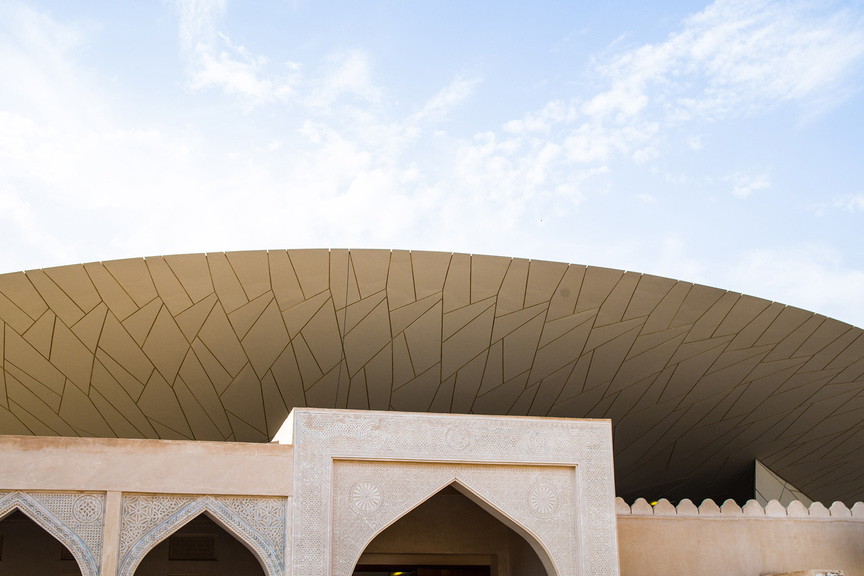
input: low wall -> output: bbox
[616,497,864,576]
[0,435,293,496]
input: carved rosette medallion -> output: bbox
[357,423,387,448]
[350,480,382,515]
[527,482,559,518]
[528,430,548,452]
[72,495,103,524]
[445,426,471,450]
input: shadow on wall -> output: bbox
[133,514,264,576]
[0,510,82,575]
[356,485,547,576]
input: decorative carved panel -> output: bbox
[118,494,286,576]
[333,461,577,576]
[290,409,619,576]
[0,491,104,576]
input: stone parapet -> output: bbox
[616,497,864,519]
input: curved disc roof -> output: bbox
[0,250,862,503]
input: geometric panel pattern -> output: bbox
[0,490,104,576]
[331,462,576,576]
[1,250,864,503]
[119,493,286,576]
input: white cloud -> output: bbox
[168,0,226,53]
[170,0,297,108]
[502,101,578,135]
[0,4,507,271]
[410,75,481,126]
[727,171,771,198]
[311,51,382,107]
[603,0,864,122]
[833,194,864,212]
[2,0,864,332]
[498,0,864,176]
[187,34,297,107]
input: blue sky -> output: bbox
[2,0,864,327]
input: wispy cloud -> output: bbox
[170,0,297,108]
[308,50,382,108]
[833,194,864,212]
[188,33,298,106]
[727,171,771,198]
[169,0,225,53]
[2,0,864,329]
[500,0,864,173]
[591,0,864,123]
[410,75,482,126]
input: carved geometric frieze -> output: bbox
[118,493,286,576]
[333,460,577,576]
[0,491,104,576]
[290,408,619,576]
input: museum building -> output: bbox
[1,249,864,575]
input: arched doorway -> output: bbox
[133,513,265,576]
[0,509,83,575]
[352,484,548,576]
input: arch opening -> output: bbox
[132,513,265,576]
[0,509,83,576]
[352,483,551,576]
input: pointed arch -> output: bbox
[0,491,99,576]
[118,496,283,576]
[345,477,557,576]
[451,479,557,576]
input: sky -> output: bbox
[1,0,864,327]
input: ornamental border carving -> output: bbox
[0,490,103,576]
[289,408,619,576]
[332,460,577,576]
[118,494,286,576]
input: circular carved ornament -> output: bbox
[445,426,471,450]
[357,422,387,448]
[72,494,103,524]
[527,482,559,518]
[350,480,382,515]
[528,430,548,452]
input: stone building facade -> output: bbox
[1,408,620,576]
[2,408,862,575]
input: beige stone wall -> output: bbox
[617,498,864,576]
[0,435,292,576]
[0,435,293,496]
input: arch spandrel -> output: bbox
[333,462,570,576]
[117,494,286,576]
[0,491,101,576]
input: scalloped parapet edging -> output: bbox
[616,498,864,519]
